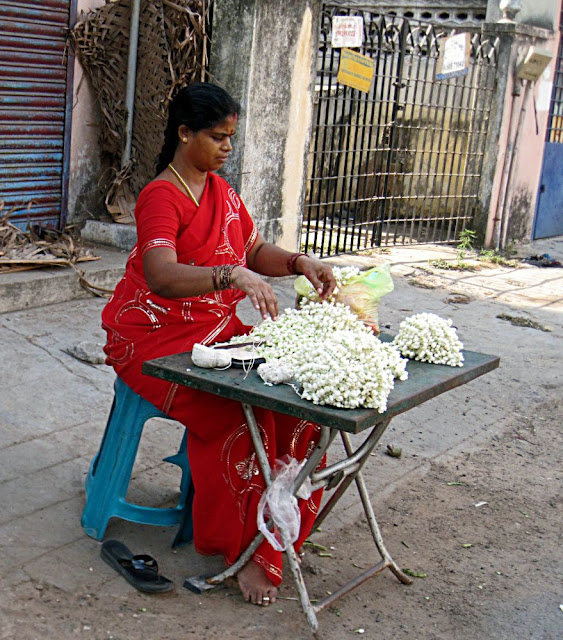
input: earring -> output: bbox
[182,138,188,143]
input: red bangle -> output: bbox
[287,252,307,275]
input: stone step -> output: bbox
[0,244,128,314]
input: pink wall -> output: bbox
[486,4,562,247]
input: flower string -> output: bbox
[392,313,464,367]
[231,301,408,412]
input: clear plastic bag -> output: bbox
[257,456,313,551]
[295,264,394,334]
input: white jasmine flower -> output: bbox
[392,313,464,367]
[231,302,409,412]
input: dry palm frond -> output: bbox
[0,201,100,274]
[69,0,210,221]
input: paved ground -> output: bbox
[0,235,561,639]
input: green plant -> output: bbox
[457,229,477,259]
[427,229,480,272]
[479,249,518,267]
[428,258,479,272]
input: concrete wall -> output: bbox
[70,0,561,248]
[480,2,561,248]
[487,0,560,31]
[211,0,321,251]
[504,26,560,244]
[67,0,106,225]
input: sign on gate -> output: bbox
[331,16,364,48]
[436,33,470,81]
[337,48,375,93]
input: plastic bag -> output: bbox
[257,456,313,552]
[294,264,394,334]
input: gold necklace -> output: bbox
[168,163,200,207]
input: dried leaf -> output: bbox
[403,568,427,578]
[0,201,99,271]
[386,444,403,458]
[303,541,328,552]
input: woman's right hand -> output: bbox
[231,266,279,320]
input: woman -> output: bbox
[102,83,336,606]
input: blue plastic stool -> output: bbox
[81,377,193,546]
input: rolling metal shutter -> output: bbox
[0,0,73,229]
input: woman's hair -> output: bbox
[155,82,240,175]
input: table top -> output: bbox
[143,344,499,434]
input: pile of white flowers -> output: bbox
[392,313,464,367]
[232,302,408,411]
[291,330,408,410]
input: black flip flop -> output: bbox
[100,540,174,593]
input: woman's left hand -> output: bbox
[295,255,336,300]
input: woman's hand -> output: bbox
[231,266,279,320]
[295,255,336,300]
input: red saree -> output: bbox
[102,174,323,585]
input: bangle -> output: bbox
[219,263,237,290]
[287,252,307,275]
[211,266,220,291]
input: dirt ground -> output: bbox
[1,242,562,640]
[2,398,561,640]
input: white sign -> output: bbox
[436,33,470,81]
[332,16,364,48]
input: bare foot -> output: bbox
[237,560,278,606]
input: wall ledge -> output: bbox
[482,21,554,40]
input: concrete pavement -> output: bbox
[0,235,561,631]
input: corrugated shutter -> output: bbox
[0,0,72,228]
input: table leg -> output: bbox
[242,403,330,634]
[184,401,331,637]
[183,404,272,591]
[340,432,413,586]
[312,418,392,531]
[184,405,409,636]
[309,422,413,616]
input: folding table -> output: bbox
[143,342,499,636]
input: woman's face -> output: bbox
[179,114,237,172]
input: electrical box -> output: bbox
[516,47,553,81]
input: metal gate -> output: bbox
[302,6,498,257]
[533,7,563,239]
[0,0,74,229]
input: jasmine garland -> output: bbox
[392,313,464,367]
[232,302,408,412]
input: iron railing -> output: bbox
[302,7,498,256]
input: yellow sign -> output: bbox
[337,48,375,93]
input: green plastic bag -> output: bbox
[294,264,394,334]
